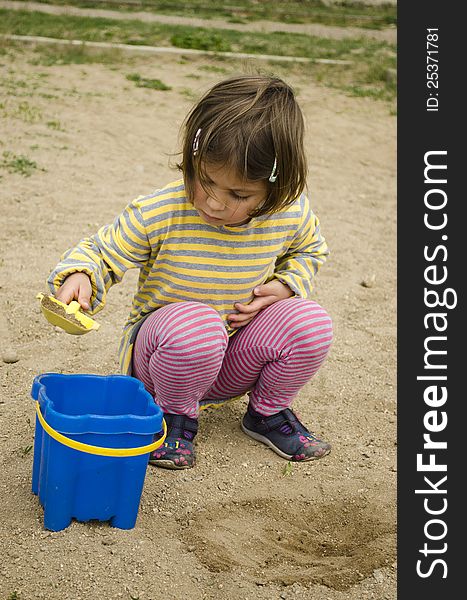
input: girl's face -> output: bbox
[192,162,267,226]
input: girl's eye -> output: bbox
[231,192,248,201]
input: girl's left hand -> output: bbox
[228,279,294,328]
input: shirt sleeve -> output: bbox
[47,199,151,314]
[273,194,329,298]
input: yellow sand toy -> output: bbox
[37,293,100,335]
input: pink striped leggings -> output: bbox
[132,298,333,419]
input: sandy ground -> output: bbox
[0,40,396,600]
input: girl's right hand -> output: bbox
[55,272,92,311]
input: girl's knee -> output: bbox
[278,298,333,349]
[178,301,227,335]
[300,299,332,327]
[144,301,228,350]
[299,299,333,340]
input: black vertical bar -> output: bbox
[398,2,464,598]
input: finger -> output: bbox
[55,287,75,304]
[233,303,254,314]
[77,286,91,310]
[228,309,260,323]
[253,283,275,296]
[255,281,292,299]
[234,298,268,313]
[229,315,255,328]
[79,302,90,311]
[237,295,278,313]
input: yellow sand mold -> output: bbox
[37,293,100,335]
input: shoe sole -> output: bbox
[149,459,193,470]
[241,422,331,462]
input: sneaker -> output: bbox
[149,413,198,469]
[241,405,331,462]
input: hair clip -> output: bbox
[192,128,202,156]
[269,157,278,183]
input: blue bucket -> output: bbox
[31,373,166,532]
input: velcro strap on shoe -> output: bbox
[164,413,199,439]
[256,408,304,434]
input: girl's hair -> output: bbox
[178,75,307,218]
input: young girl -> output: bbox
[49,75,333,470]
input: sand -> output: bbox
[0,41,396,600]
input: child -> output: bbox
[49,75,333,470]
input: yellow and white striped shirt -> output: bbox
[48,179,329,374]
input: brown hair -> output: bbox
[178,75,307,218]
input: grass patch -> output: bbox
[21,444,33,457]
[179,87,198,101]
[0,9,396,102]
[171,30,231,52]
[29,44,129,66]
[31,0,397,29]
[1,100,43,123]
[126,72,171,89]
[0,9,397,62]
[198,64,229,74]
[46,119,64,130]
[1,151,43,176]
[298,57,396,103]
[0,72,50,96]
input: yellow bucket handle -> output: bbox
[35,401,167,457]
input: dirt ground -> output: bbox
[0,41,396,600]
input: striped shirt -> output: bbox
[48,179,329,374]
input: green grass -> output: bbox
[46,119,64,130]
[126,72,171,89]
[29,44,129,66]
[198,64,228,74]
[0,9,396,63]
[1,151,44,177]
[21,444,33,457]
[31,0,397,29]
[304,51,397,102]
[171,30,231,52]
[0,9,396,103]
[0,99,43,123]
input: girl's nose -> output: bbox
[205,195,225,211]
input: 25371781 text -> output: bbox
[426,28,439,112]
